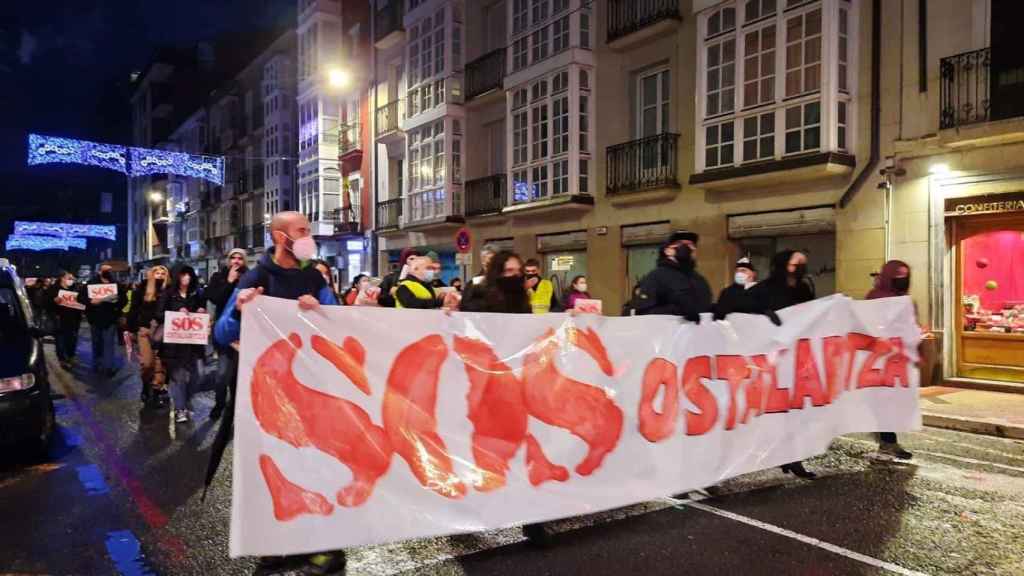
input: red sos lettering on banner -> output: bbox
[163,311,210,345]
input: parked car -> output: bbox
[0,259,55,457]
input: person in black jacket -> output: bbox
[633,231,713,322]
[378,248,422,308]
[159,265,206,424]
[78,264,126,377]
[47,272,83,369]
[204,249,247,420]
[748,249,818,479]
[127,265,169,405]
[394,256,445,309]
[713,257,760,320]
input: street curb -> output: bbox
[922,413,1024,441]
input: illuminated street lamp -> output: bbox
[149,191,164,203]
[328,67,352,89]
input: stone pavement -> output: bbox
[922,386,1024,440]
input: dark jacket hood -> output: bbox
[769,250,797,280]
[867,259,910,299]
[169,264,199,296]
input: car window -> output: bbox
[0,287,28,341]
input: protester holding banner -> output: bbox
[127,266,169,407]
[159,265,206,424]
[340,273,369,306]
[632,231,713,322]
[212,210,344,575]
[524,259,561,314]
[395,256,445,309]
[378,248,421,308]
[564,275,591,310]
[713,257,760,321]
[47,272,83,369]
[749,250,818,479]
[866,259,915,461]
[78,264,125,377]
[206,249,248,421]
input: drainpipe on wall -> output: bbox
[838,0,882,210]
[370,1,379,277]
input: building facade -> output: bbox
[297,0,374,287]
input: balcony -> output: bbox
[376,100,403,141]
[329,207,361,236]
[403,188,465,229]
[606,133,681,199]
[607,0,681,50]
[939,47,1024,148]
[465,174,507,217]
[465,49,506,104]
[375,0,405,50]
[376,198,402,232]
[339,122,363,173]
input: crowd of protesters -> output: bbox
[19,208,922,573]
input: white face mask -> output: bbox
[424,269,436,281]
[283,234,317,262]
[734,272,749,285]
[576,283,588,292]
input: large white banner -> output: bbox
[231,295,921,557]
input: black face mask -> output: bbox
[498,276,525,293]
[891,277,910,293]
[526,273,541,281]
[792,264,808,280]
[101,272,113,282]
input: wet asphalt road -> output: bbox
[2,333,1024,576]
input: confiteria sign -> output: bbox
[945,191,1024,216]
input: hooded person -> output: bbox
[713,257,760,321]
[866,260,914,461]
[748,249,818,479]
[158,265,206,423]
[632,230,713,322]
[748,249,815,317]
[377,247,422,308]
[395,256,444,309]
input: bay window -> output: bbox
[508,65,592,204]
[697,0,854,172]
[509,0,592,73]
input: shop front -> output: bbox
[945,191,1024,384]
[537,230,589,298]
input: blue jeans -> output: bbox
[169,360,198,412]
[90,324,117,372]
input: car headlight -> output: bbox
[0,373,36,394]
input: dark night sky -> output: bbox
[0,0,295,220]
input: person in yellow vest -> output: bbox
[395,256,444,309]
[524,259,559,314]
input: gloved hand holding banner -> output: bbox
[231,294,921,557]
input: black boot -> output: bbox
[781,461,817,479]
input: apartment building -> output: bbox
[297,0,373,286]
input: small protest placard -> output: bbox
[87,283,118,301]
[163,311,211,345]
[573,299,603,314]
[57,290,85,310]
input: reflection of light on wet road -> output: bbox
[105,530,158,576]
[0,462,65,490]
[75,463,111,495]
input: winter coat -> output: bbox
[126,284,164,332]
[377,270,402,308]
[45,284,82,331]
[77,276,126,329]
[395,277,442,309]
[714,282,759,319]
[460,281,532,314]
[866,260,910,300]
[633,257,714,321]
[214,253,336,347]
[565,290,592,310]
[206,265,247,321]
[748,251,816,313]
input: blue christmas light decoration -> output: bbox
[129,148,224,185]
[14,221,117,241]
[27,134,127,173]
[4,235,85,252]
[26,134,225,186]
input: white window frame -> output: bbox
[406,10,448,119]
[783,99,821,155]
[741,110,776,161]
[704,34,737,118]
[741,22,776,108]
[783,3,823,98]
[704,120,736,169]
[636,66,671,138]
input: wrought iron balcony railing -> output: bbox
[607,0,681,44]
[465,174,507,216]
[375,0,404,44]
[376,198,402,230]
[940,47,991,130]
[606,132,680,195]
[465,49,506,101]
